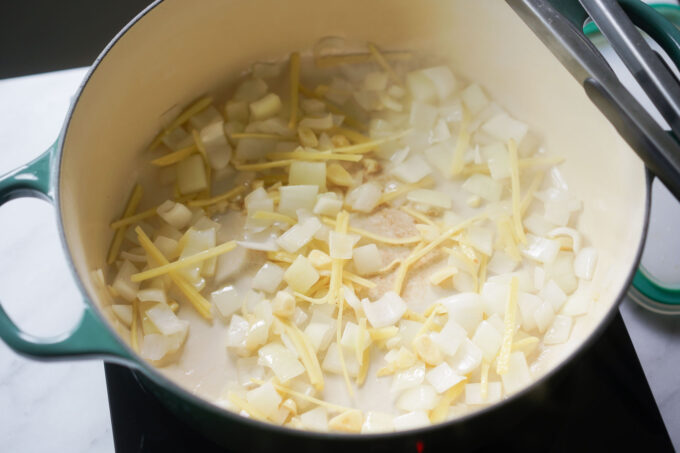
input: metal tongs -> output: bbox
[507,0,680,200]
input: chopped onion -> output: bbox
[396,385,438,412]
[361,291,407,328]
[246,382,282,418]
[304,321,334,352]
[340,321,370,353]
[112,260,140,302]
[544,314,573,345]
[488,250,519,275]
[111,304,133,327]
[278,185,319,218]
[521,234,560,264]
[430,118,452,143]
[363,71,389,91]
[235,137,276,161]
[322,342,359,377]
[431,319,467,357]
[289,161,327,190]
[137,288,167,304]
[563,292,592,316]
[300,407,328,432]
[392,155,432,183]
[481,281,509,317]
[447,338,482,375]
[200,121,232,170]
[226,314,249,348]
[212,285,241,318]
[176,154,207,194]
[471,320,503,361]
[277,216,322,253]
[544,251,578,295]
[548,227,582,253]
[283,255,320,294]
[500,352,532,394]
[482,142,511,180]
[540,279,567,311]
[481,113,528,144]
[391,363,426,393]
[325,77,353,105]
[467,223,495,256]
[439,98,463,124]
[346,181,382,213]
[544,200,572,226]
[465,382,502,405]
[246,318,270,350]
[352,244,383,276]
[249,93,282,121]
[329,231,360,259]
[313,193,343,217]
[141,334,169,361]
[438,293,484,334]
[421,66,457,101]
[574,247,598,280]
[533,301,555,333]
[301,99,326,115]
[189,105,222,130]
[517,292,541,332]
[157,200,192,230]
[424,142,453,172]
[361,412,395,434]
[162,127,194,151]
[406,189,451,209]
[524,214,556,236]
[460,84,489,115]
[234,78,268,102]
[409,101,438,131]
[258,343,305,382]
[462,174,502,202]
[243,290,265,313]
[252,262,285,293]
[426,362,465,394]
[406,70,437,103]
[300,114,334,131]
[392,411,431,430]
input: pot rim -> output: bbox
[53,0,653,441]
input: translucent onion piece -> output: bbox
[574,247,598,280]
[544,314,573,345]
[500,351,531,395]
[361,292,407,328]
[426,362,465,394]
[392,411,431,430]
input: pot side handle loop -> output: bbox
[0,143,133,362]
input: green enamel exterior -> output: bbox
[0,142,133,361]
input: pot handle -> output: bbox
[629,173,680,313]
[0,143,134,362]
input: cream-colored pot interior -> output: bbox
[59,0,647,419]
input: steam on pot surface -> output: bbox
[94,39,598,434]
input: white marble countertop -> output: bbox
[0,63,679,452]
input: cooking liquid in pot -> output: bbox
[98,43,598,433]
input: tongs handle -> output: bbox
[580,0,680,137]
[508,0,680,201]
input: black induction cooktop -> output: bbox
[104,313,673,452]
